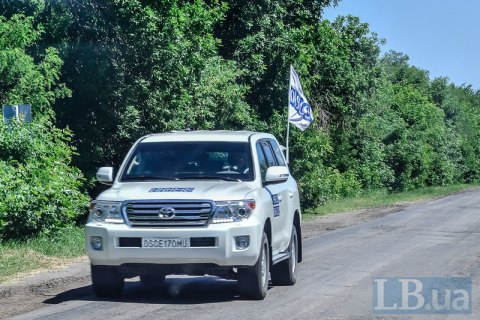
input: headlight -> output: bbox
[88,201,124,224]
[212,200,256,223]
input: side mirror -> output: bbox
[265,166,289,184]
[96,167,114,185]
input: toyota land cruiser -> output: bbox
[85,130,302,300]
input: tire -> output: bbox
[140,274,166,288]
[91,265,124,298]
[238,232,270,300]
[271,226,298,286]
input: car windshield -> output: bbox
[120,141,254,182]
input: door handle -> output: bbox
[289,190,294,198]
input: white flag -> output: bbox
[288,65,313,131]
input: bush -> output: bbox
[0,118,89,240]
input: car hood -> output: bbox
[97,180,259,202]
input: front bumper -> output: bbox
[85,217,263,267]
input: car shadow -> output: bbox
[43,276,268,305]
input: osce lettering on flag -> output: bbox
[288,66,313,131]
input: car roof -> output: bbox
[140,130,273,143]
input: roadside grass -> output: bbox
[0,226,85,283]
[304,183,480,220]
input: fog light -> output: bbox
[90,236,103,251]
[235,236,250,249]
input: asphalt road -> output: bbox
[7,189,480,319]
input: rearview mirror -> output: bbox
[265,166,289,184]
[96,167,114,185]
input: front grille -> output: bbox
[124,201,213,227]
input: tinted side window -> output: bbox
[260,141,277,167]
[269,139,286,166]
[256,142,268,181]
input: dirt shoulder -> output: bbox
[0,192,462,319]
[301,204,406,239]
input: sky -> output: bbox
[323,0,480,90]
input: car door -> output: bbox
[256,140,290,253]
[268,138,296,246]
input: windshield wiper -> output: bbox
[177,175,242,182]
[122,175,179,181]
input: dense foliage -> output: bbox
[1,0,480,238]
[0,119,89,239]
[0,14,88,239]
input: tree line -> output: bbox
[1,0,479,239]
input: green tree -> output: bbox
[0,14,88,239]
[3,1,480,212]
[2,0,258,178]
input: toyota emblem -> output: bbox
[158,207,176,219]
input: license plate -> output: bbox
[142,238,190,248]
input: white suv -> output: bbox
[85,130,302,300]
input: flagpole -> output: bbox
[286,65,292,164]
[286,118,290,164]
[286,64,312,163]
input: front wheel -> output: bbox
[91,265,124,298]
[238,232,270,300]
[271,226,298,286]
